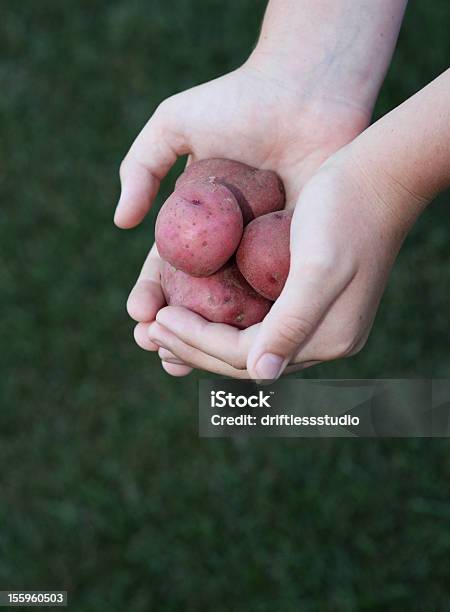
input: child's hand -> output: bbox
[147,144,426,378]
[119,62,371,375]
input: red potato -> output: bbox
[161,260,272,329]
[236,210,292,301]
[176,158,285,224]
[155,180,243,277]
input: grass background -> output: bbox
[1,1,450,609]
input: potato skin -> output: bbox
[161,260,272,329]
[236,210,292,301]
[155,180,243,277]
[176,158,285,224]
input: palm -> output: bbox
[168,65,367,205]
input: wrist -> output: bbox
[248,0,406,119]
[241,53,372,157]
[349,69,450,211]
[245,48,375,120]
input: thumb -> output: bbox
[247,258,351,381]
[115,96,190,229]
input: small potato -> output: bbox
[161,260,272,329]
[236,210,292,301]
[155,180,243,277]
[176,158,285,224]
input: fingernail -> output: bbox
[254,353,284,381]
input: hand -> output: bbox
[118,61,371,376]
[149,143,426,379]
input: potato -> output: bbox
[236,210,292,300]
[155,180,243,277]
[161,260,272,329]
[176,158,285,224]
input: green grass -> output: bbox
[1,1,450,610]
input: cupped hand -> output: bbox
[118,60,371,376]
[148,144,426,379]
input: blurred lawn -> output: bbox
[1,1,450,610]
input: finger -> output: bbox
[161,362,194,377]
[134,322,159,351]
[148,322,251,379]
[152,322,320,378]
[158,347,187,365]
[247,255,354,381]
[115,97,190,228]
[154,307,327,372]
[127,244,165,322]
[155,306,258,370]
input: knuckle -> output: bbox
[276,313,314,349]
[301,255,336,279]
[300,253,355,284]
[119,156,130,180]
[153,96,176,124]
[126,286,147,321]
[155,98,170,116]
